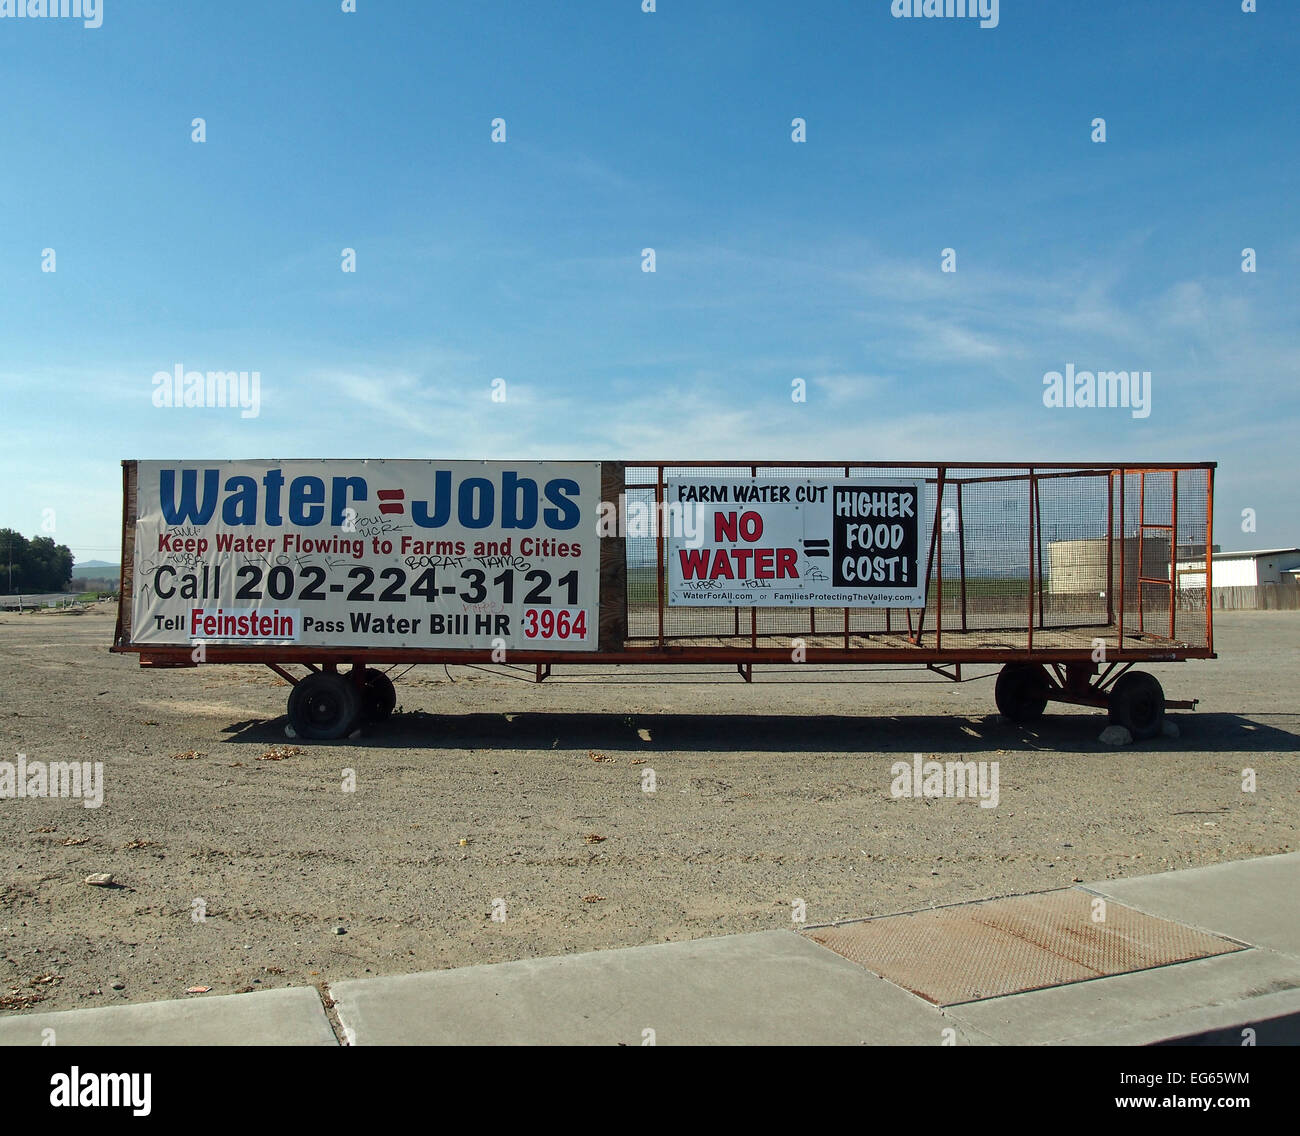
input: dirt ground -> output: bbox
[1,606,1296,1016]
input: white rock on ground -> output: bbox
[1162,719,1180,738]
[1099,725,1133,746]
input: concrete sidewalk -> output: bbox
[3,853,1296,1045]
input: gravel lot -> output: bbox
[1,607,1296,1015]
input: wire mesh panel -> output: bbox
[1173,466,1211,646]
[624,462,1212,657]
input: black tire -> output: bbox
[995,663,1050,723]
[360,670,396,723]
[287,672,361,741]
[1107,671,1165,740]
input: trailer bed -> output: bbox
[624,625,1196,653]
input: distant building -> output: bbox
[1176,548,1300,588]
[1176,547,1300,610]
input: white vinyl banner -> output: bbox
[131,460,601,650]
[666,476,926,607]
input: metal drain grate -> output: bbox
[804,888,1246,1006]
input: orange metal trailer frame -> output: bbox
[112,460,1216,741]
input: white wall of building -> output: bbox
[1175,550,1300,590]
[1213,557,1261,587]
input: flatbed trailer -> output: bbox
[112,459,1216,741]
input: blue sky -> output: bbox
[1,0,1296,565]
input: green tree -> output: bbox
[0,529,30,592]
[0,529,75,593]
[27,536,75,592]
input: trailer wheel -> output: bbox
[1107,671,1165,740]
[287,672,360,741]
[995,663,1049,723]
[360,670,396,723]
